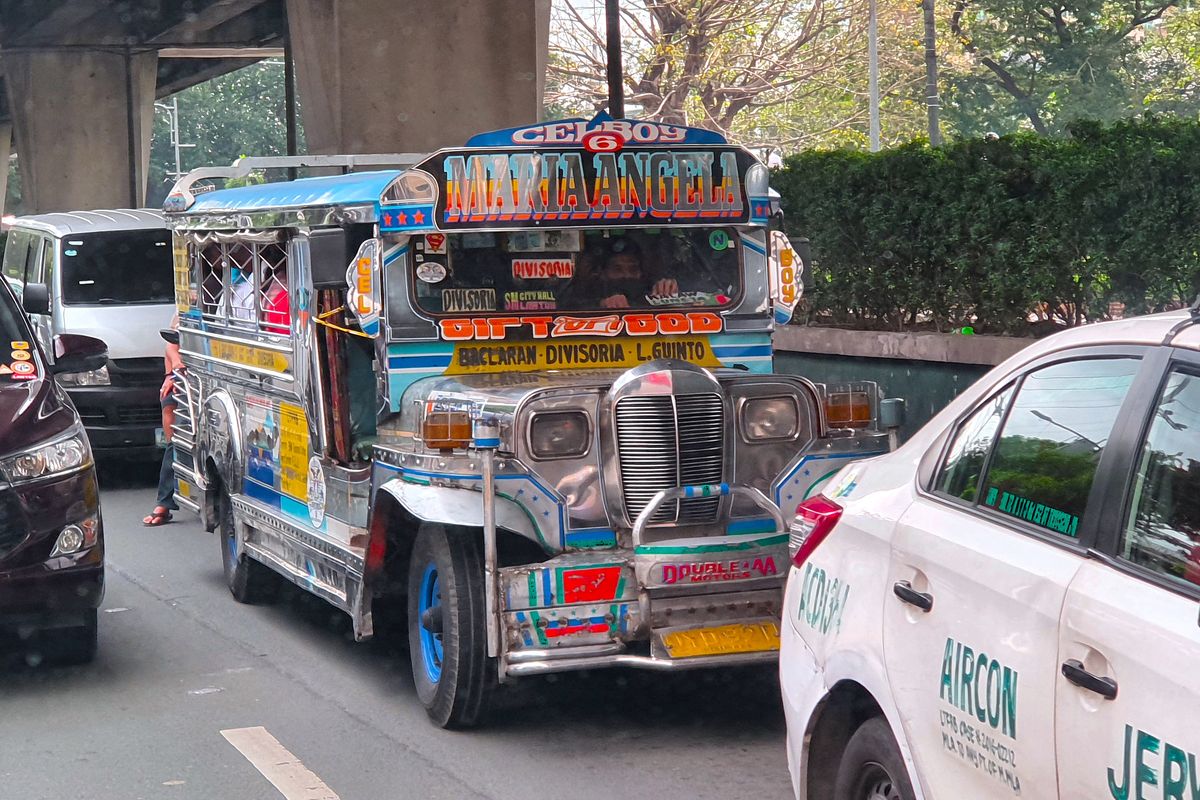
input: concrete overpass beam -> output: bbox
[5,49,157,213]
[286,0,549,154]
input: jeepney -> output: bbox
[163,115,898,728]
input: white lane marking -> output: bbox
[221,726,340,800]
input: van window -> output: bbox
[979,358,1139,538]
[3,229,33,284]
[1122,369,1200,590]
[61,229,173,305]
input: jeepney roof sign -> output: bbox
[394,144,766,233]
[464,112,729,148]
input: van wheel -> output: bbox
[406,524,494,729]
[833,717,917,800]
[218,485,277,604]
[36,609,98,666]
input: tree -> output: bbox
[148,61,302,205]
[944,0,1181,134]
[549,0,923,149]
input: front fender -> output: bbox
[378,478,540,545]
[196,388,243,494]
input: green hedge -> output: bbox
[774,118,1200,335]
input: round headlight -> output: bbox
[742,396,800,441]
[529,411,590,459]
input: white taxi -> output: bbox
[780,309,1200,800]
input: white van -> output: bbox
[2,209,175,457]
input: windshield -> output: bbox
[0,281,32,344]
[61,229,174,305]
[410,227,741,315]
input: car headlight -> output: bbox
[57,365,110,386]
[0,427,92,483]
[529,411,590,459]
[741,396,800,441]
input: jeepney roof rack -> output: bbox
[165,153,426,213]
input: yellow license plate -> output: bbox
[661,621,781,659]
[177,480,192,499]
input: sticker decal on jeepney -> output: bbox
[423,233,447,255]
[416,262,447,283]
[662,556,779,585]
[442,288,496,313]
[278,402,309,502]
[445,336,721,374]
[512,258,574,280]
[504,290,556,311]
[437,311,723,341]
[306,456,326,528]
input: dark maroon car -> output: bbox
[0,279,108,665]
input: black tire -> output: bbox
[833,717,917,800]
[218,484,277,604]
[36,609,98,666]
[406,524,494,729]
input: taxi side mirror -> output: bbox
[51,333,108,375]
[22,282,50,316]
[309,228,348,288]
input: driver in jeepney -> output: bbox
[594,238,679,309]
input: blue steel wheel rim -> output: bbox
[225,524,237,562]
[418,563,444,684]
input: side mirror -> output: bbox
[22,282,50,316]
[51,333,108,375]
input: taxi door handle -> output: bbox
[893,581,933,612]
[1061,659,1118,700]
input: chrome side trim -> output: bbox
[505,649,776,676]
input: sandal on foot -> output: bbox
[142,509,174,527]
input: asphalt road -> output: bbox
[2,459,793,800]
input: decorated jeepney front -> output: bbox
[164,117,894,728]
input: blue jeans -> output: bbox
[156,443,178,511]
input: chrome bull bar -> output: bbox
[631,483,788,545]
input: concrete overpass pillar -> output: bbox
[287,0,550,155]
[5,50,157,213]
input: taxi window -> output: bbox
[978,358,1139,538]
[936,385,1014,502]
[409,228,740,315]
[1122,369,1200,590]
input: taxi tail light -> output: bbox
[789,496,843,567]
[422,410,472,451]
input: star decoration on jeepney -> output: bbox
[413,210,425,224]
[397,212,408,225]
[753,202,770,217]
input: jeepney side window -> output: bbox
[227,242,256,327]
[255,240,290,335]
[196,241,226,318]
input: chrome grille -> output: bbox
[614,393,725,524]
[676,394,725,522]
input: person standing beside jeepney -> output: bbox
[143,313,182,527]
